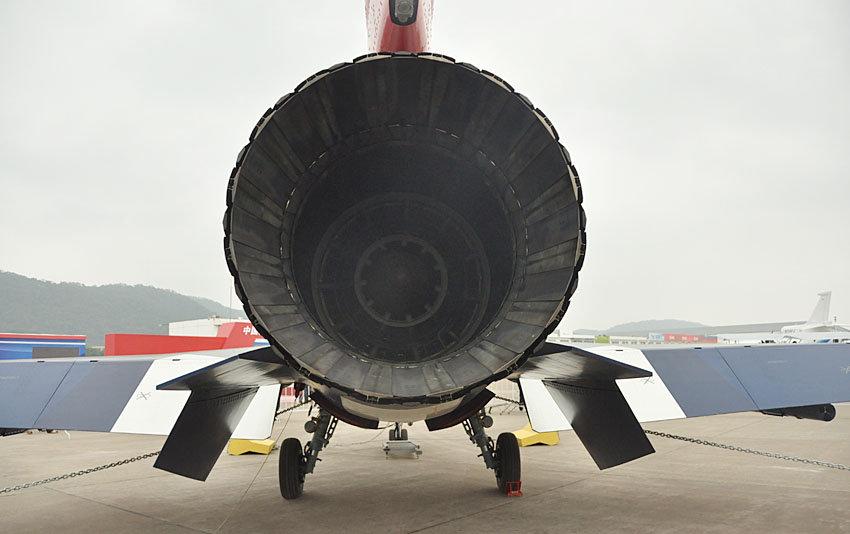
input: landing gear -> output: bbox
[279,438,304,499]
[495,432,521,495]
[463,409,522,496]
[388,422,408,441]
[279,408,338,500]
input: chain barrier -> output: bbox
[643,429,850,471]
[488,395,524,415]
[5,399,845,494]
[492,395,521,405]
[1,401,311,495]
[275,399,311,417]
[1,451,161,495]
[488,394,849,472]
[2,401,309,495]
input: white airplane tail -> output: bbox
[808,292,832,324]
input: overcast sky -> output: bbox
[1,1,848,331]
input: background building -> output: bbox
[168,316,248,337]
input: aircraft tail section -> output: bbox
[808,291,832,324]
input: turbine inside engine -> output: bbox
[224,53,585,402]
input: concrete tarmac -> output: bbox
[1,404,848,533]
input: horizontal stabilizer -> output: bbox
[157,347,300,391]
[514,342,652,381]
[154,387,259,480]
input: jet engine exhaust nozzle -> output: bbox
[224,54,585,401]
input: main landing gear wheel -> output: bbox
[279,437,305,499]
[495,432,521,494]
[463,412,522,496]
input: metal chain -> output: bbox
[488,395,849,472]
[2,401,311,495]
[5,400,844,494]
[492,395,521,405]
[275,399,311,417]
[1,451,161,495]
[644,429,850,471]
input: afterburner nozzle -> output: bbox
[224,53,585,401]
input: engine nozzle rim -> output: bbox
[224,52,587,402]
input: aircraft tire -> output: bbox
[495,432,521,494]
[279,437,304,499]
[400,428,408,441]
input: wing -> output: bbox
[0,347,292,440]
[514,342,850,469]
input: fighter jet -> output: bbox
[2,0,848,500]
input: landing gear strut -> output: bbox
[463,409,522,496]
[279,408,338,499]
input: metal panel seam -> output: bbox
[29,360,76,429]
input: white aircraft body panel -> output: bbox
[232,385,280,440]
[110,355,218,435]
[109,353,279,439]
[590,346,688,424]
[519,377,572,432]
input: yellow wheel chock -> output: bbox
[512,422,559,447]
[227,438,276,455]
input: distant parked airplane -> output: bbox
[781,292,850,335]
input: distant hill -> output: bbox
[0,271,243,346]
[575,319,706,336]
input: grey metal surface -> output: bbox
[34,360,152,432]
[642,347,760,417]
[153,387,258,481]
[643,344,850,417]
[0,360,152,432]
[717,344,850,409]
[0,361,74,429]
[224,53,586,401]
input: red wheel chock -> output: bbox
[505,481,523,497]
